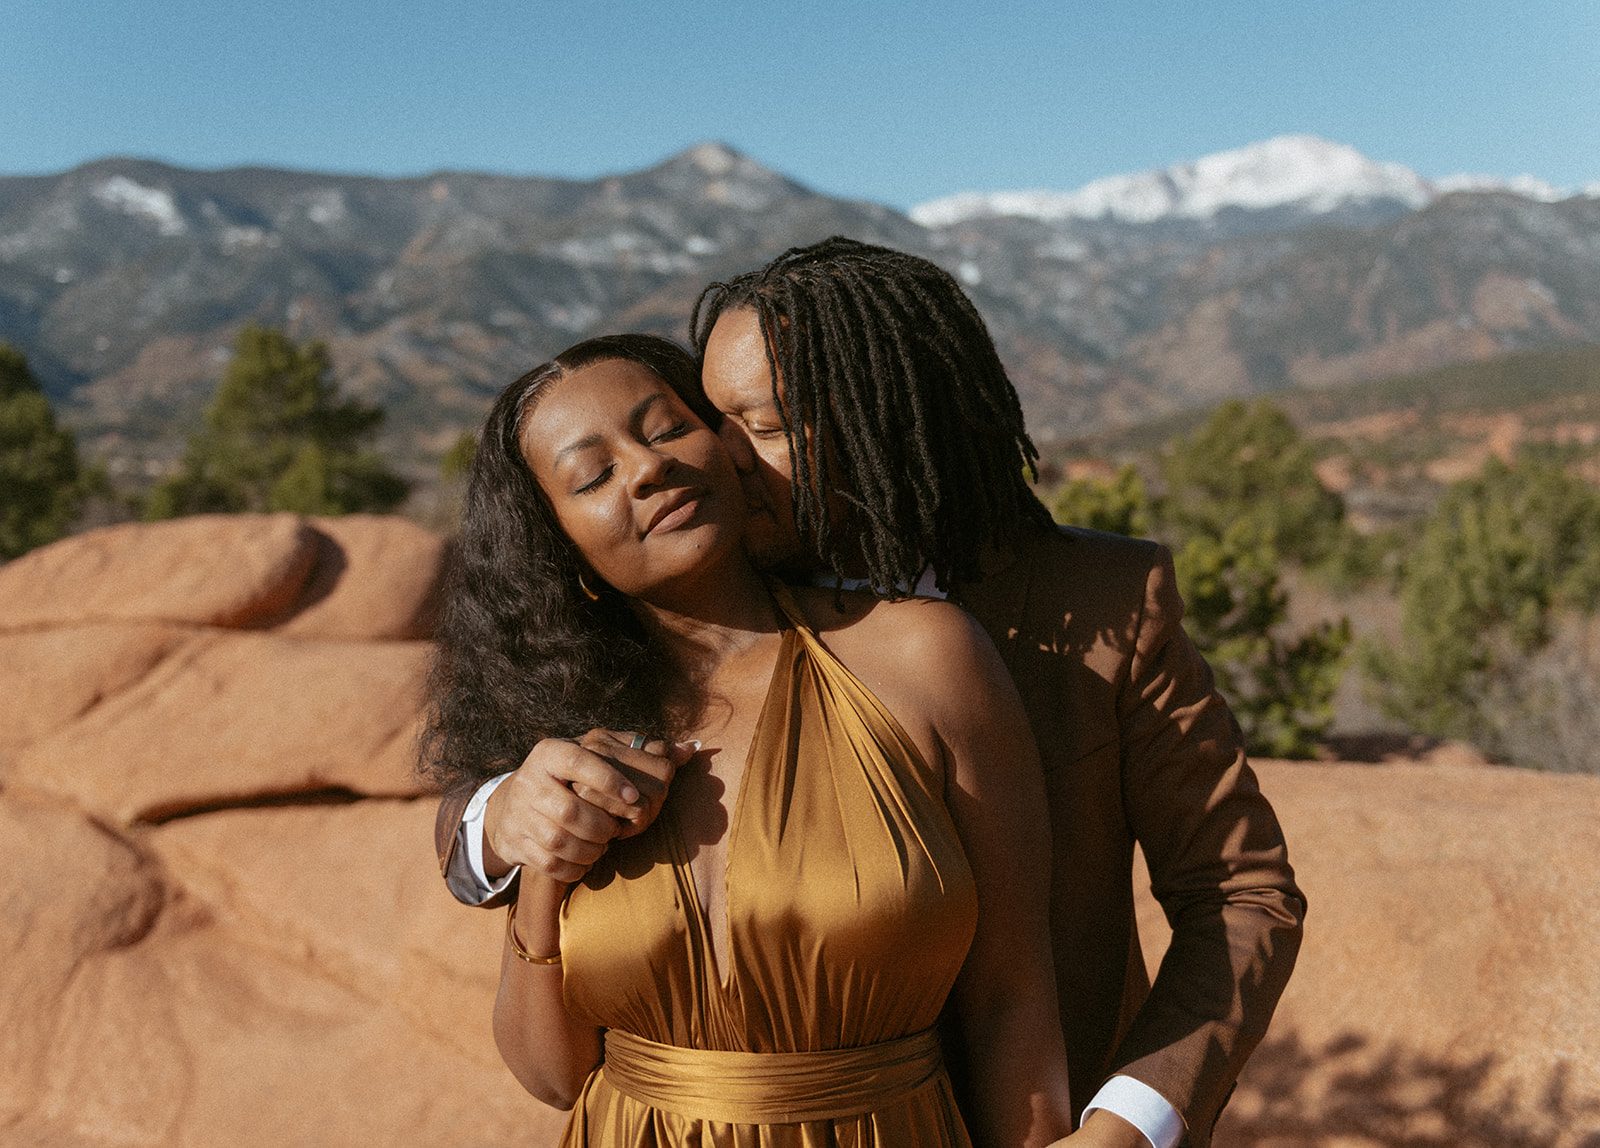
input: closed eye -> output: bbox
[649,421,691,444]
[574,465,614,494]
[734,413,784,439]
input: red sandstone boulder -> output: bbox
[275,514,448,641]
[0,791,166,1127]
[0,512,447,640]
[7,799,563,1148]
[1135,761,1600,1147]
[0,513,319,630]
[0,622,191,756]
[8,630,432,823]
[0,515,563,1148]
[0,515,448,816]
[144,799,500,1012]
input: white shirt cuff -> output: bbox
[806,565,946,599]
[1082,1075,1185,1148]
[443,772,519,905]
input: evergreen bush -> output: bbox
[146,326,409,519]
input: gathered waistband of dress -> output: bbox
[598,1027,947,1124]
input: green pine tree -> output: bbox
[1049,402,1352,758]
[1160,399,1346,567]
[1173,518,1351,758]
[146,326,409,518]
[1156,402,1351,756]
[1367,457,1600,760]
[0,342,90,560]
[440,431,478,482]
[1050,464,1152,538]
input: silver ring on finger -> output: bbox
[628,733,647,750]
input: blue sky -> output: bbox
[5,0,1596,209]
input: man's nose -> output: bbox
[718,420,757,473]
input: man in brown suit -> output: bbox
[435,238,1304,1148]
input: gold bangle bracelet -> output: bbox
[506,901,562,965]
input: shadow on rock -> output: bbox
[1219,1029,1600,1147]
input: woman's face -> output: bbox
[519,358,745,599]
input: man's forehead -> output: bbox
[708,382,782,412]
[703,309,784,410]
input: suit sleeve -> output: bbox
[1109,544,1306,1147]
[434,780,520,908]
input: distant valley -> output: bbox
[2,136,1596,486]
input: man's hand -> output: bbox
[1047,1110,1152,1148]
[482,730,695,884]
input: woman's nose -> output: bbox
[625,442,673,491]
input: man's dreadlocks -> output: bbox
[691,236,1053,596]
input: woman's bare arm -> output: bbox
[488,728,685,1107]
[937,610,1075,1147]
[492,874,602,1108]
[842,597,1076,1148]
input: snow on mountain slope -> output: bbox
[910,135,1572,227]
[1432,172,1567,202]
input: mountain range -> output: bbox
[1,136,1596,483]
[910,135,1589,227]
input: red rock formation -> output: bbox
[1138,760,1600,1146]
[0,515,566,1147]
[0,513,321,631]
[2,515,1596,1146]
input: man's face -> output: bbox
[699,307,811,570]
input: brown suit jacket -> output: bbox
[951,525,1304,1146]
[434,524,1304,1147]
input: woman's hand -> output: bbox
[483,730,695,883]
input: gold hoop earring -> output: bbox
[577,570,601,601]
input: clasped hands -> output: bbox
[481,730,698,884]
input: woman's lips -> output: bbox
[645,491,703,535]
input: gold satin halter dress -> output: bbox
[555,585,979,1146]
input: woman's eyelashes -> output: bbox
[573,465,614,495]
[649,421,690,444]
[571,422,691,494]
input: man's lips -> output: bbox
[643,488,704,535]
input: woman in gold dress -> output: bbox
[421,334,1075,1147]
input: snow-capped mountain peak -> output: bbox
[1432,171,1566,202]
[909,136,1563,227]
[1175,135,1430,215]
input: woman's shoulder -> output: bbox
[783,584,992,670]
[781,585,1020,768]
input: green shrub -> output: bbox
[1160,398,1347,567]
[0,343,91,560]
[1174,519,1350,759]
[147,326,409,518]
[1367,457,1600,769]
[440,431,478,482]
[1050,464,1151,538]
[1049,426,1350,758]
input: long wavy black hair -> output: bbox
[690,237,1053,596]
[418,333,716,793]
